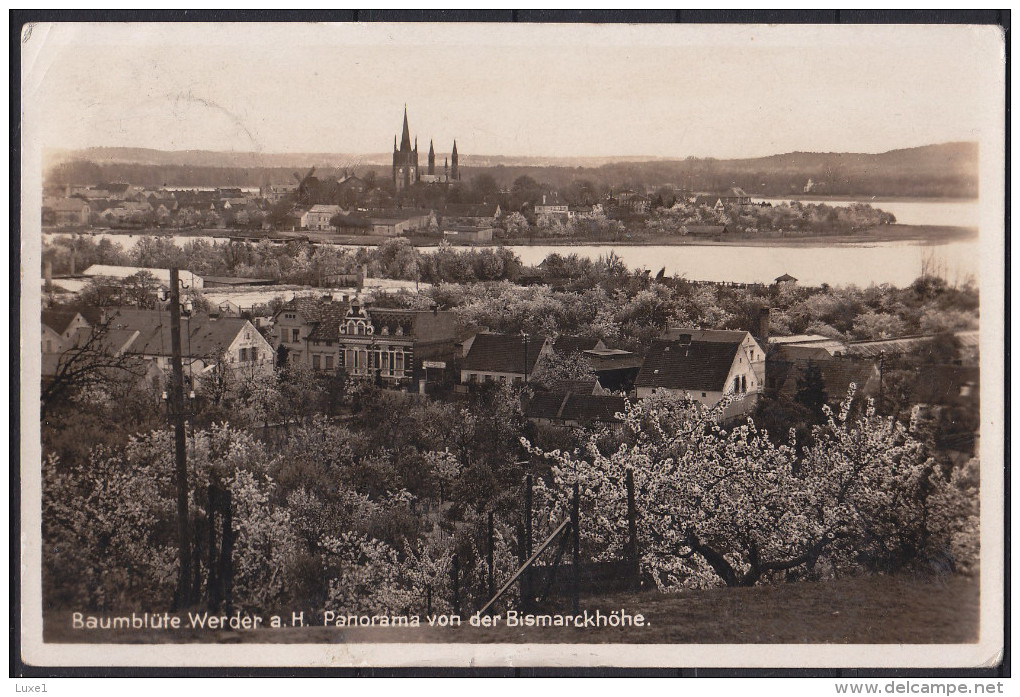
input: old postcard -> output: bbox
[18,20,1006,670]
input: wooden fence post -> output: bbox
[452,553,460,616]
[571,481,580,615]
[220,489,234,615]
[487,511,495,603]
[626,469,640,591]
[525,474,533,559]
[206,484,219,611]
[517,521,529,614]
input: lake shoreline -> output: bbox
[50,223,977,250]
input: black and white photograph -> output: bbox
[17,19,1006,671]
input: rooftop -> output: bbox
[635,339,742,392]
[463,333,549,375]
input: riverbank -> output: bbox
[51,223,977,250]
[495,224,977,249]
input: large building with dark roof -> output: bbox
[460,333,553,385]
[43,307,274,378]
[275,295,464,386]
[635,328,765,417]
[335,301,463,387]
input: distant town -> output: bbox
[44,107,956,250]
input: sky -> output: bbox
[21,22,1004,160]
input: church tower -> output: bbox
[428,140,435,175]
[451,140,460,181]
[392,106,419,192]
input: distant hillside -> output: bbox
[43,142,978,199]
[44,147,671,170]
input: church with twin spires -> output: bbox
[392,107,460,192]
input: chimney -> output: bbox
[758,307,771,344]
[675,333,692,356]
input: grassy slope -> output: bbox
[44,573,979,645]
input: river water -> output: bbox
[508,240,977,287]
[46,198,981,288]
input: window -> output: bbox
[312,354,321,370]
[701,392,707,398]
[239,347,248,362]
[734,376,740,393]
[325,355,334,370]
[741,375,747,393]
[251,348,258,363]
[291,328,300,343]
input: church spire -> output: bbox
[399,105,412,151]
[428,140,435,175]
[451,140,459,181]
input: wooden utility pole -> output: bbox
[878,350,886,413]
[169,267,191,609]
[571,482,580,615]
[626,469,639,591]
[523,474,533,608]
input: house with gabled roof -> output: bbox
[551,335,606,357]
[41,307,144,378]
[765,356,880,403]
[272,296,350,367]
[460,332,553,386]
[335,301,463,386]
[526,391,627,429]
[302,204,344,231]
[103,308,274,375]
[635,328,765,417]
[43,198,91,227]
[694,187,752,210]
[441,203,502,226]
[43,307,273,379]
[41,309,92,355]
